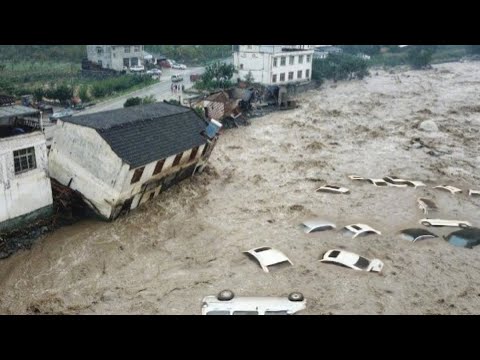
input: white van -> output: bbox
[201,290,306,315]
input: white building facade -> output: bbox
[0,132,53,232]
[86,45,145,71]
[233,45,314,85]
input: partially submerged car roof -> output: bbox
[320,249,384,273]
[445,228,480,249]
[343,223,382,238]
[301,219,336,232]
[244,247,293,273]
[400,228,438,242]
[433,185,462,194]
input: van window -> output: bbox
[233,311,258,315]
[206,311,231,315]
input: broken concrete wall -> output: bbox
[48,121,127,220]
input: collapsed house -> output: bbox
[48,102,221,220]
[191,88,256,128]
[0,105,53,233]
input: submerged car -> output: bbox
[384,176,425,188]
[343,223,382,238]
[320,249,384,273]
[469,189,480,197]
[399,228,438,242]
[315,185,350,194]
[244,247,293,273]
[433,185,463,194]
[417,197,439,215]
[444,228,480,249]
[201,290,306,315]
[420,219,472,228]
[300,219,336,233]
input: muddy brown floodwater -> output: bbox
[1,61,480,314]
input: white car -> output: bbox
[201,290,306,315]
[343,224,382,238]
[419,219,472,228]
[172,63,187,70]
[300,219,336,233]
[417,197,439,214]
[146,68,162,75]
[320,249,384,273]
[433,185,462,194]
[469,189,480,197]
[244,247,293,273]
[315,185,350,194]
[129,65,145,72]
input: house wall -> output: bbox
[234,45,314,85]
[117,142,210,216]
[87,45,144,71]
[48,121,127,219]
[0,132,53,232]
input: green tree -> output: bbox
[194,62,235,90]
[244,71,254,85]
[124,97,142,107]
[406,46,434,69]
[78,85,91,103]
[142,95,156,105]
[33,87,45,102]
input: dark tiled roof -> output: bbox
[63,102,209,168]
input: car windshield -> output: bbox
[353,256,370,269]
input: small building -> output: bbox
[233,45,314,85]
[86,45,145,71]
[0,105,53,233]
[313,45,343,59]
[48,102,221,220]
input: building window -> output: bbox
[134,46,140,52]
[297,70,303,79]
[131,167,145,184]
[280,73,285,82]
[240,64,244,70]
[153,159,166,175]
[280,57,286,66]
[173,152,183,167]
[98,60,102,67]
[13,147,36,175]
[299,55,304,64]
[288,72,294,80]
[306,55,311,63]
[124,46,130,53]
[273,58,278,67]
[131,57,138,66]
[123,58,130,68]
[189,146,199,161]
[96,47,103,55]
[289,56,294,65]
[306,69,310,78]
[272,74,277,83]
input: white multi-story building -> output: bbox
[86,45,144,71]
[233,45,314,85]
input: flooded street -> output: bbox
[1,61,480,314]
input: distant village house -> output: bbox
[0,105,53,233]
[86,45,145,71]
[233,45,314,85]
[48,102,221,220]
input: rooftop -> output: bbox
[0,105,40,121]
[63,102,210,168]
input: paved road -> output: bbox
[77,66,206,116]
